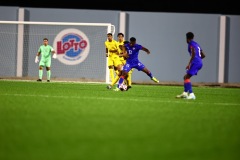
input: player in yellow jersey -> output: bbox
[105,33,123,84]
[107,33,133,90]
[118,33,134,89]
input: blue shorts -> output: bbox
[187,62,203,76]
[123,61,145,72]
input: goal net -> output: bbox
[0,21,115,83]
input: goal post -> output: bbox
[0,20,115,83]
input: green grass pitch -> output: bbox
[0,80,240,160]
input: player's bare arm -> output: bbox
[200,50,206,59]
[109,49,118,53]
[105,48,108,57]
[121,45,129,58]
[142,46,150,54]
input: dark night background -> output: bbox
[0,0,239,15]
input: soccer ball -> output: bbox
[119,83,128,91]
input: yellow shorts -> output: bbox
[108,54,122,67]
[119,56,125,65]
[128,68,134,74]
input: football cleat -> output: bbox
[119,83,128,91]
[113,88,120,91]
[47,80,50,82]
[37,79,42,82]
[107,85,112,89]
[176,92,188,98]
[126,86,132,91]
[186,93,196,100]
[151,77,159,83]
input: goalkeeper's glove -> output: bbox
[35,56,39,63]
[52,53,57,59]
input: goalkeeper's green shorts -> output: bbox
[39,58,51,67]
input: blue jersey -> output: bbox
[187,40,203,76]
[123,43,146,72]
[124,43,143,65]
[188,40,203,64]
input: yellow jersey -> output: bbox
[105,39,119,56]
[117,40,124,54]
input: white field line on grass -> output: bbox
[1,79,239,90]
[1,93,240,106]
[0,79,106,84]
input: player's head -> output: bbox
[43,38,48,45]
[117,33,124,41]
[129,37,136,46]
[186,32,194,43]
[123,40,129,44]
[117,33,124,37]
[107,33,113,41]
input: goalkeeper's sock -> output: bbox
[109,68,114,82]
[47,70,51,80]
[39,69,43,79]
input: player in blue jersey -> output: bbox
[176,32,206,99]
[114,37,159,91]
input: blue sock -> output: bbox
[188,82,192,93]
[118,77,124,88]
[147,71,153,79]
[184,82,188,92]
[184,82,192,93]
[184,79,192,93]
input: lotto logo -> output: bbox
[53,28,90,65]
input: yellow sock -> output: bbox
[127,72,132,86]
[111,75,120,86]
[109,68,114,82]
[115,70,119,76]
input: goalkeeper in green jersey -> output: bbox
[35,38,57,82]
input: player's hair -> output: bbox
[186,32,194,39]
[107,33,112,36]
[117,33,124,37]
[43,37,48,41]
[123,40,129,44]
[130,37,136,42]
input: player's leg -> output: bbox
[107,56,122,89]
[46,60,51,82]
[107,70,121,89]
[141,65,159,83]
[114,71,128,91]
[126,69,133,87]
[46,67,51,82]
[185,79,196,99]
[176,74,191,98]
[111,56,124,90]
[114,66,119,77]
[108,57,115,83]
[177,63,201,99]
[185,64,202,99]
[114,64,131,91]
[37,60,44,81]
